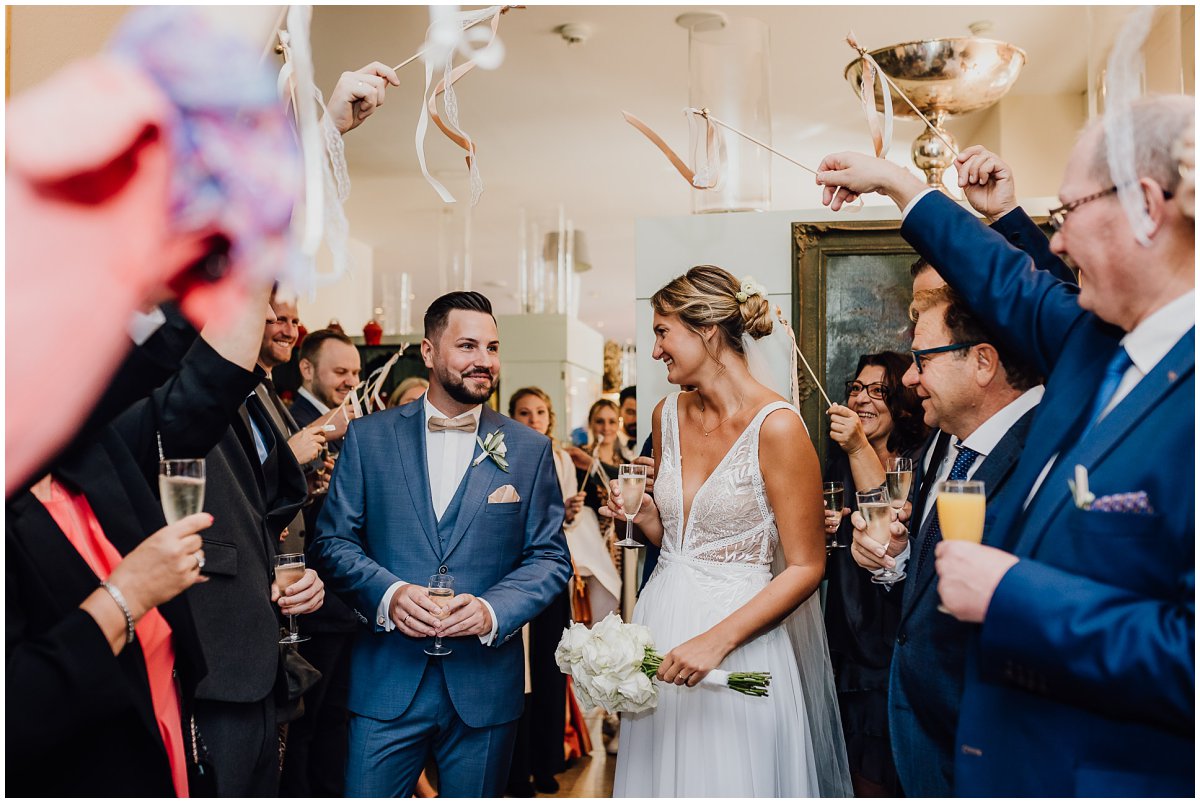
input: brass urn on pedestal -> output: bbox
[845,37,1027,189]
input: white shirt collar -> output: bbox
[297,386,331,415]
[423,395,483,428]
[1120,290,1195,375]
[960,385,1045,458]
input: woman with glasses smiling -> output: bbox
[821,351,929,797]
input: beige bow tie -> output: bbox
[428,415,477,433]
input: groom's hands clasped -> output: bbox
[390,585,494,639]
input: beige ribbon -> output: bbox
[846,31,959,160]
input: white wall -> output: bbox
[302,237,375,334]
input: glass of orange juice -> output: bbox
[935,480,985,613]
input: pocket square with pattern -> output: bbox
[488,484,520,504]
[1090,491,1154,515]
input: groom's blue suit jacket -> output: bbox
[902,191,1194,797]
[310,402,571,728]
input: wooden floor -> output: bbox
[539,710,617,798]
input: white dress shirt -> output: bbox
[127,305,167,345]
[892,385,1045,575]
[296,386,331,415]
[377,397,498,644]
[1025,290,1196,505]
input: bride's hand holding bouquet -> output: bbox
[656,628,735,687]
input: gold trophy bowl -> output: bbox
[844,37,1027,187]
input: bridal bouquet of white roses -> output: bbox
[554,613,771,714]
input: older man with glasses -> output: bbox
[817,94,1195,797]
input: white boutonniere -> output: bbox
[473,430,510,472]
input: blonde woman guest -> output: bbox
[388,376,430,409]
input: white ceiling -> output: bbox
[310,5,1093,342]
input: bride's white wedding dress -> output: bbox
[613,392,850,798]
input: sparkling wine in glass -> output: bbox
[615,464,647,550]
[934,480,986,613]
[159,459,205,525]
[885,457,914,511]
[276,553,310,644]
[859,486,904,585]
[425,574,455,656]
[823,482,846,548]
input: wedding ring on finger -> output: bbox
[194,551,205,571]
[403,613,412,627]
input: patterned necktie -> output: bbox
[428,415,477,433]
[913,441,981,580]
[1079,346,1133,440]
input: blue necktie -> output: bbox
[1079,346,1133,440]
[913,441,980,580]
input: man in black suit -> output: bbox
[280,328,362,797]
[152,303,327,797]
[850,279,1044,796]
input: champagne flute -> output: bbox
[614,464,648,549]
[275,553,310,644]
[159,459,206,524]
[858,486,904,585]
[425,574,455,656]
[823,482,846,548]
[885,457,914,511]
[935,480,986,613]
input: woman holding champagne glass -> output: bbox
[821,351,928,797]
[605,265,849,797]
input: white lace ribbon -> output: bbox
[1104,7,1157,247]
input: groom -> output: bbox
[311,291,571,797]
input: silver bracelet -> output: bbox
[100,581,136,646]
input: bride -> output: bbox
[606,266,851,797]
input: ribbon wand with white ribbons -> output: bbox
[846,31,959,160]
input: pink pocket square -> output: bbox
[1090,491,1154,515]
[488,485,520,504]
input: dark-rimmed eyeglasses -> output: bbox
[911,342,982,374]
[845,381,889,401]
[1048,185,1174,233]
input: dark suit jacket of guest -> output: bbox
[290,392,362,634]
[120,377,309,704]
[903,191,1194,797]
[5,335,257,797]
[888,409,1037,797]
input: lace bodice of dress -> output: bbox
[656,393,799,566]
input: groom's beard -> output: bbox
[437,364,496,405]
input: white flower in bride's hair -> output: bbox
[738,276,766,302]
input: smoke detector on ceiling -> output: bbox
[555,23,593,45]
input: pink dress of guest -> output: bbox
[40,478,189,797]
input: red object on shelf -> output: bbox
[363,318,383,345]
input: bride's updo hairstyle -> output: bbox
[650,265,774,361]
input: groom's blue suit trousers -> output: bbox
[344,660,518,797]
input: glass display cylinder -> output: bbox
[688,16,772,213]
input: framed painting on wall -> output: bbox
[791,220,919,469]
